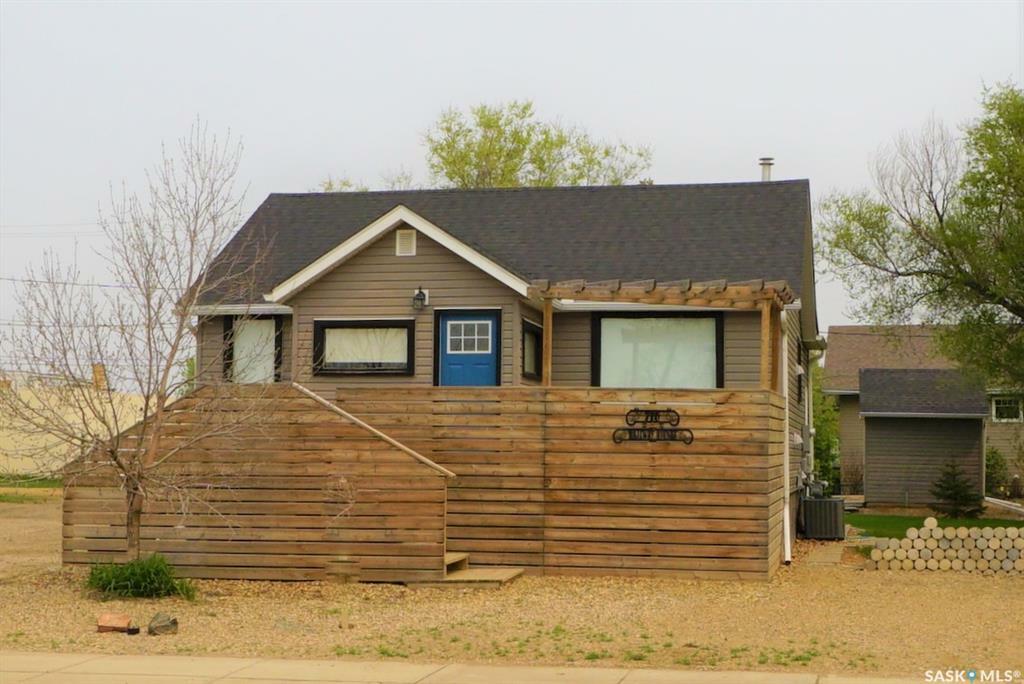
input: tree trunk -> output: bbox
[126,489,143,560]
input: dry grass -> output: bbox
[2,497,1023,676]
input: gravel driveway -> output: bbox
[1,492,1022,677]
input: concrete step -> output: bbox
[414,567,524,589]
[444,551,469,573]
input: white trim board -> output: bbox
[264,205,530,303]
[192,304,293,316]
[860,411,988,419]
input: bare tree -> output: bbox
[0,120,273,557]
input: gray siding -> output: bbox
[289,226,521,394]
[987,420,1024,478]
[864,417,984,505]
[838,395,865,494]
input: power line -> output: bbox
[1,231,106,238]
[0,276,132,289]
[0,221,100,228]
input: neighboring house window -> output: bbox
[447,319,491,354]
[522,320,542,380]
[992,396,1023,422]
[313,320,414,375]
[224,316,282,384]
[591,313,723,389]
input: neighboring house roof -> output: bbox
[859,368,987,418]
[822,325,953,393]
[201,181,816,328]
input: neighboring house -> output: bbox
[859,368,987,505]
[0,365,145,475]
[74,179,824,581]
[823,325,1023,497]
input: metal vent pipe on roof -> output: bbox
[759,157,774,182]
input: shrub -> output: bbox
[985,447,1010,497]
[930,461,984,518]
[87,554,195,600]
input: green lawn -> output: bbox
[0,475,61,488]
[846,513,1024,539]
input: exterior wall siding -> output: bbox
[287,227,521,393]
[987,420,1024,478]
[837,395,865,494]
[864,417,984,505]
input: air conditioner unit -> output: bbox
[801,497,845,540]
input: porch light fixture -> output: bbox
[412,287,428,311]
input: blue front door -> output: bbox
[438,311,500,386]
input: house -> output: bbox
[0,364,145,475]
[65,180,824,582]
[823,325,1023,499]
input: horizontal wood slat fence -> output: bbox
[337,386,787,580]
[63,385,448,582]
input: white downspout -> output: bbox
[781,309,793,565]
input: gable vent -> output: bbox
[395,229,417,256]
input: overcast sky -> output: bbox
[1,0,1021,339]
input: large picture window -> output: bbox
[591,313,722,389]
[313,320,414,375]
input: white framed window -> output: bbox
[313,320,414,375]
[522,320,542,379]
[226,317,279,384]
[447,320,491,354]
[395,229,417,256]
[595,314,720,389]
[992,396,1023,422]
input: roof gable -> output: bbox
[265,205,529,303]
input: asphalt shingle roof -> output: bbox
[822,325,954,392]
[202,181,812,304]
[859,368,987,417]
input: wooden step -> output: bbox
[444,551,469,573]
[413,567,524,589]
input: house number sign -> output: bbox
[612,408,694,444]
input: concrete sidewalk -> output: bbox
[0,651,920,684]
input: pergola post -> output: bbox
[542,298,554,386]
[760,299,774,390]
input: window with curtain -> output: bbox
[597,316,718,388]
[230,318,277,383]
[313,320,414,374]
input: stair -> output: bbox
[410,551,523,588]
[445,551,469,573]
[415,567,525,589]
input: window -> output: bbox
[592,313,722,389]
[992,396,1023,422]
[446,320,491,354]
[395,229,416,256]
[313,320,414,375]
[522,320,542,380]
[224,316,281,383]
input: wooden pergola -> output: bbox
[527,278,796,391]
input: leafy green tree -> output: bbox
[424,100,652,188]
[818,85,1024,388]
[810,362,840,494]
[929,460,984,518]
